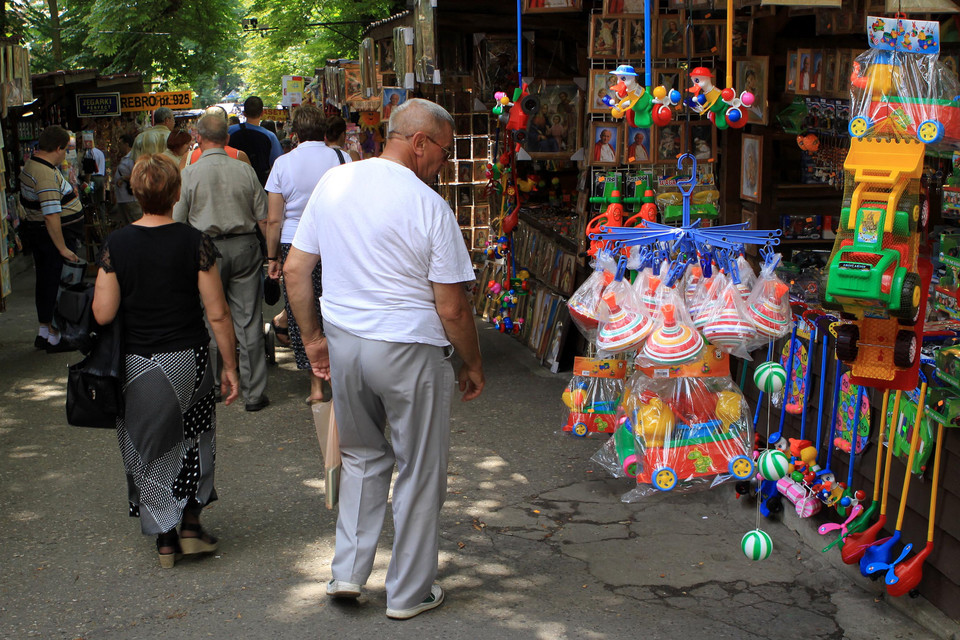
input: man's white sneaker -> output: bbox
[326,579,362,599]
[386,584,444,620]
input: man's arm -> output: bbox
[267,131,282,166]
[172,174,191,223]
[44,213,79,262]
[284,246,329,379]
[433,281,484,401]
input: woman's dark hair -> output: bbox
[38,125,70,152]
[325,115,347,143]
[261,120,277,134]
[119,133,136,147]
[166,130,193,154]
[131,154,181,214]
[291,105,327,142]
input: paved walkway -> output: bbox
[0,257,955,639]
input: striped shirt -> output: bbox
[19,156,83,223]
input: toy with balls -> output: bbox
[754,362,786,394]
[741,529,773,561]
[758,449,790,481]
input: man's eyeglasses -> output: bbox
[398,132,453,161]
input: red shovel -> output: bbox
[885,416,946,597]
[841,390,902,564]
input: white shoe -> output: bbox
[386,584,444,620]
[326,579,361,599]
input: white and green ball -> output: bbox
[758,449,790,481]
[741,529,773,561]
[754,362,787,394]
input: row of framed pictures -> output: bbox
[586,57,770,125]
[587,119,718,166]
[589,13,751,59]
[785,48,858,99]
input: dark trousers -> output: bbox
[22,219,83,324]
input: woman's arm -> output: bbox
[265,192,285,279]
[198,265,240,405]
[92,268,121,325]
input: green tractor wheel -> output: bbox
[893,273,921,322]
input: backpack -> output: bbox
[230,123,273,186]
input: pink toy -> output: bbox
[641,303,704,365]
[777,477,822,518]
[597,291,652,353]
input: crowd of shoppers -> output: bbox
[23,95,482,621]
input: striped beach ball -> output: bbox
[758,450,790,481]
[741,529,773,561]
[753,362,787,393]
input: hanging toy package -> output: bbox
[702,276,758,360]
[734,255,757,300]
[561,357,629,437]
[635,286,704,369]
[592,349,755,500]
[744,256,794,350]
[595,270,653,355]
[567,251,618,340]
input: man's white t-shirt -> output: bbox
[293,158,475,347]
[265,141,349,244]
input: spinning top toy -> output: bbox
[641,303,704,365]
[703,292,757,347]
[596,291,652,353]
[747,281,791,338]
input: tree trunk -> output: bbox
[47,0,62,69]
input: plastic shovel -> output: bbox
[842,390,902,564]
[885,415,947,597]
[861,382,927,577]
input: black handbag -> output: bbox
[55,282,94,354]
[66,315,124,429]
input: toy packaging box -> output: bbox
[782,215,823,239]
[562,357,628,436]
[934,232,960,319]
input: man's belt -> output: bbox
[209,231,255,241]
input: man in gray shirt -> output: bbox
[173,114,270,412]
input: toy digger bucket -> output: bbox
[843,137,925,233]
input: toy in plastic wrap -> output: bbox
[594,353,754,499]
[640,300,704,366]
[745,266,793,340]
[562,357,628,437]
[597,289,653,354]
[703,290,758,357]
[567,252,618,338]
[885,383,936,474]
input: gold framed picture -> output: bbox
[740,133,762,203]
[604,0,645,14]
[587,69,618,114]
[735,55,769,125]
[656,122,684,164]
[624,125,654,164]
[589,121,624,166]
[785,50,798,94]
[689,120,717,162]
[625,18,647,59]
[521,78,584,160]
[657,14,686,58]
[523,0,583,13]
[796,48,813,96]
[691,20,723,57]
[590,15,624,59]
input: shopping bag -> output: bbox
[311,400,341,509]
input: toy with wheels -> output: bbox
[562,357,628,436]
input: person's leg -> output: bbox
[31,225,62,332]
[326,323,395,586]
[223,236,267,406]
[363,340,455,611]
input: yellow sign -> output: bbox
[120,91,193,113]
[262,108,289,121]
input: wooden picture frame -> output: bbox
[785,50,798,94]
[691,20,723,57]
[835,49,856,99]
[624,125,654,164]
[521,78,584,160]
[625,18,647,59]
[656,122,684,164]
[689,120,717,162]
[740,133,762,203]
[821,51,838,97]
[796,48,813,96]
[588,121,623,166]
[735,55,769,125]
[587,70,617,114]
[657,13,686,58]
[810,50,825,95]
[655,68,683,96]
[523,0,583,13]
[589,15,623,59]
[730,19,752,58]
[604,0,645,14]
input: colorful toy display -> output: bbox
[753,362,786,394]
[741,529,773,561]
[562,357,628,437]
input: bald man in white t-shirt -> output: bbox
[284,98,484,621]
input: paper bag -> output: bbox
[311,400,341,509]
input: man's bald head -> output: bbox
[387,98,454,139]
[197,114,228,146]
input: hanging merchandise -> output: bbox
[596,273,654,355]
[637,289,703,367]
[562,357,628,437]
[567,252,619,339]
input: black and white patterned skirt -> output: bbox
[117,343,217,535]
[279,242,323,370]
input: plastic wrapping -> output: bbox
[596,278,653,355]
[592,368,754,500]
[561,357,628,437]
[567,252,618,339]
[702,278,758,360]
[744,259,794,343]
[636,287,704,368]
[848,44,960,147]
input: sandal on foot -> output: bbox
[179,521,219,555]
[156,530,182,569]
[273,318,291,347]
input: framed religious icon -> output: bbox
[655,68,683,97]
[657,14,686,58]
[656,122,684,164]
[835,49,855,99]
[523,0,583,13]
[689,120,717,162]
[740,134,762,203]
[796,49,813,96]
[587,69,618,114]
[521,78,583,160]
[735,56,769,125]
[625,18,647,59]
[589,16,623,59]
[604,0,645,13]
[821,51,838,97]
[624,125,654,164]
[589,122,623,166]
[691,21,723,57]
[785,50,798,94]
[730,18,752,57]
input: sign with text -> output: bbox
[120,91,193,113]
[281,76,304,107]
[76,92,121,117]
[262,108,289,121]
